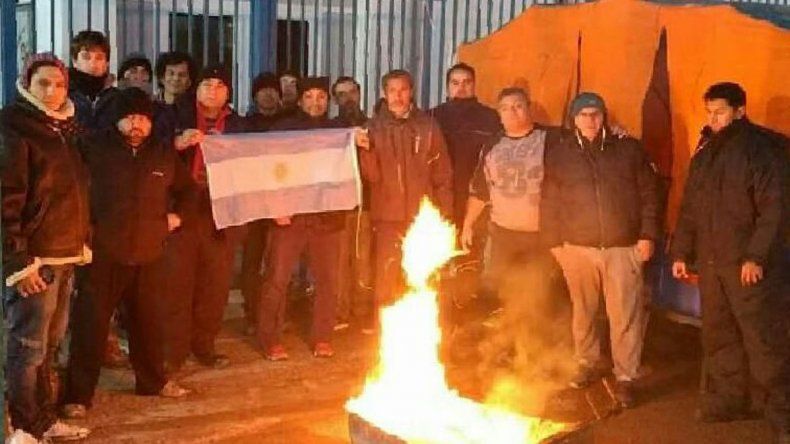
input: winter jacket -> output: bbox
[431,98,501,224]
[270,110,348,231]
[246,111,284,132]
[541,129,660,249]
[0,92,90,278]
[81,128,197,264]
[68,68,120,132]
[358,105,453,224]
[671,118,788,268]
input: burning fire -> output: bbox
[346,199,565,443]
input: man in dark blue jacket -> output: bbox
[671,82,789,442]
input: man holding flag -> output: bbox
[253,77,346,360]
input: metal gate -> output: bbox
[1,0,789,111]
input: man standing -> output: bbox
[461,87,557,301]
[278,70,301,118]
[62,88,193,419]
[257,77,345,360]
[432,63,501,307]
[247,71,283,131]
[356,69,453,328]
[1,53,91,442]
[118,53,153,95]
[240,71,283,335]
[671,82,789,442]
[154,51,196,106]
[166,65,248,372]
[542,92,660,408]
[68,30,119,132]
[331,76,372,331]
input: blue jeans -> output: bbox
[4,265,74,438]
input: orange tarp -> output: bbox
[457,0,790,228]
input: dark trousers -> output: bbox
[336,210,375,321]
[372,222,410,308]
[65,257,167,406]
[165,221,236,366]
[5,265,73,438]
[699,263,790,431]
[257,217,341,349]
[241,220,268,325]
[486,224,546,292]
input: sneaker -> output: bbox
[569,365,602,389]
[613,380,636,409]
[334,321,350,331]
[61,403,87,419]
[6,429,44,444]
[42,420,90,441]
[313,342,335,358]
[265,344,289,361]
[159,380,191,398]
[195,353,230,369]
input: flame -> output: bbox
[346,199,565,443]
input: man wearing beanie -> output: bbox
[247,71,283,131]
[1,52,91,442]
[257,76,345,360]
[62,87,194,419]
[68,30,120,132]
[542,92,660,408]
[165,65,247,372]
[118,52,153,95]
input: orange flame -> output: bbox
[346,199,565,443]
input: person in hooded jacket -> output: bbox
[1,52,91,443]
[257,77,345,360]
[542,92,660,409]
[164,65,247,373]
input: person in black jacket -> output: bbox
[152,51,197,144]
[257,76,345,360]
[68,30,119,132]
[331,76,373,332]
[671,83,789,441]
[61,88,194,419]
[239,72,284,335]
[1,52,91,442]
[164,65,248,372]
[542,92,660,408]
[431,63,502,310]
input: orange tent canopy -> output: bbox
[457,0,790,228]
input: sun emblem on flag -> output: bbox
[273,162,289,183]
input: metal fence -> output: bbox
[0,0,788,112]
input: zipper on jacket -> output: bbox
[58,128,88,251]
[581,145,606,249]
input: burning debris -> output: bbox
[346,199,567,443]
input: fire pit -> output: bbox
[349,412,591,444]
[346,200,571,444]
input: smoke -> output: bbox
[474,253,576,417]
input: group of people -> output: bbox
[1,28,787,444]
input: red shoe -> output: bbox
[265,344,289,361]
[313,342,335,358]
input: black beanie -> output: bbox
[113,87,153,122]
[118,53,152,80]
[298,76,330,98]
[197,64,233,102]
[251,72,281,98]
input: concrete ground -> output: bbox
[72,291,775,444]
